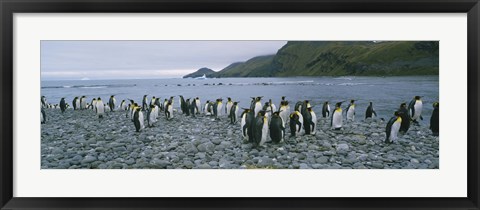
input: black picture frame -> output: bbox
[1,0,479,209]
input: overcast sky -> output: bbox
[41,41,287,80]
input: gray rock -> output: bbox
[410,159,420,164]
[81,155,97,164]
[299,163,310,169]
[257,157,274,167]
[316,156,329,164]
[336,144,350,155]
[198,163,212,169]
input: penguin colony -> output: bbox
[42,94,438,148]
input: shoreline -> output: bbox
[41,108,439,169]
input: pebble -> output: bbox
[41,109,439,169]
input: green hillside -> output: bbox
[183,41,439,78]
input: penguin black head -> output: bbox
[144,95,148,97]
[228,97,232,101]
[111,95,115,98]
[369,102,373,105]
[324,101,328,105]
[400,102,407,108]
[258,110,266,116]
[206,100,210,103]
[433,102,439,108]
[233,102,238,105]
[273,111,281,116]
[350,100,355,104]
[336,102,343,107]
[281,96,286,100]
[394,111,401,116]
[265,102,269,106]
[414,96,421,100]
[97,97,101,100]
[150,104,155,109]
[134,103,138,106]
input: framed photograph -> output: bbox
[1,0,479,209]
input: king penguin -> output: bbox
[95,97,105,118]
[385,111,402,143]
[120,100,127,111]
[346,100,356,121]
[190,98,197,118]
[150,96,156,106]
[59,98,67,113]
[229,101,239,124]
[289,111,302,137]
[195,97,201,114]
[269,99,277,113]
[109,95,116,112]
[322,101,331,118]
[165,101,173,120]
[279,101,289,127]
[41,96,48,108]
[133,107,145,132]
[365,102,377,119]
[430,102,439,136]
[72,97,79,110]
[179,95,187,114]
[80,96,87,110]
[204,100,212,116]
[147,104,157,127]
[253,110,268,147]
[253,97,263,117]
[185,98,191,116]
[213,98,223,119]
[408,96,423,124]
[41,107,46,124]
[142,95,149,111]
[240,108,253,142]
[304,107,317,135]
[226,97,233,115]
[270,111,285,143]
[398,103,411,133]
[331,102,343,130]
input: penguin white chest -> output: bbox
[139,111,145,129]
[271,104,277,112]
[279,106,289,126]
[310,111,317,134]
[96,101,104,114]
[254,102,262,116]
[390,120,402,142]
[413,101,423,120]
[168,106,173,118]
[347,105,355,120]
[260,118,269,146]
[217,103,223,116]
[332,110,343,129]
[226,103,233,115]
[240,115,248,138]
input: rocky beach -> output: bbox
[41,107,439,169]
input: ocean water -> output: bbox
[41,76,439,124]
